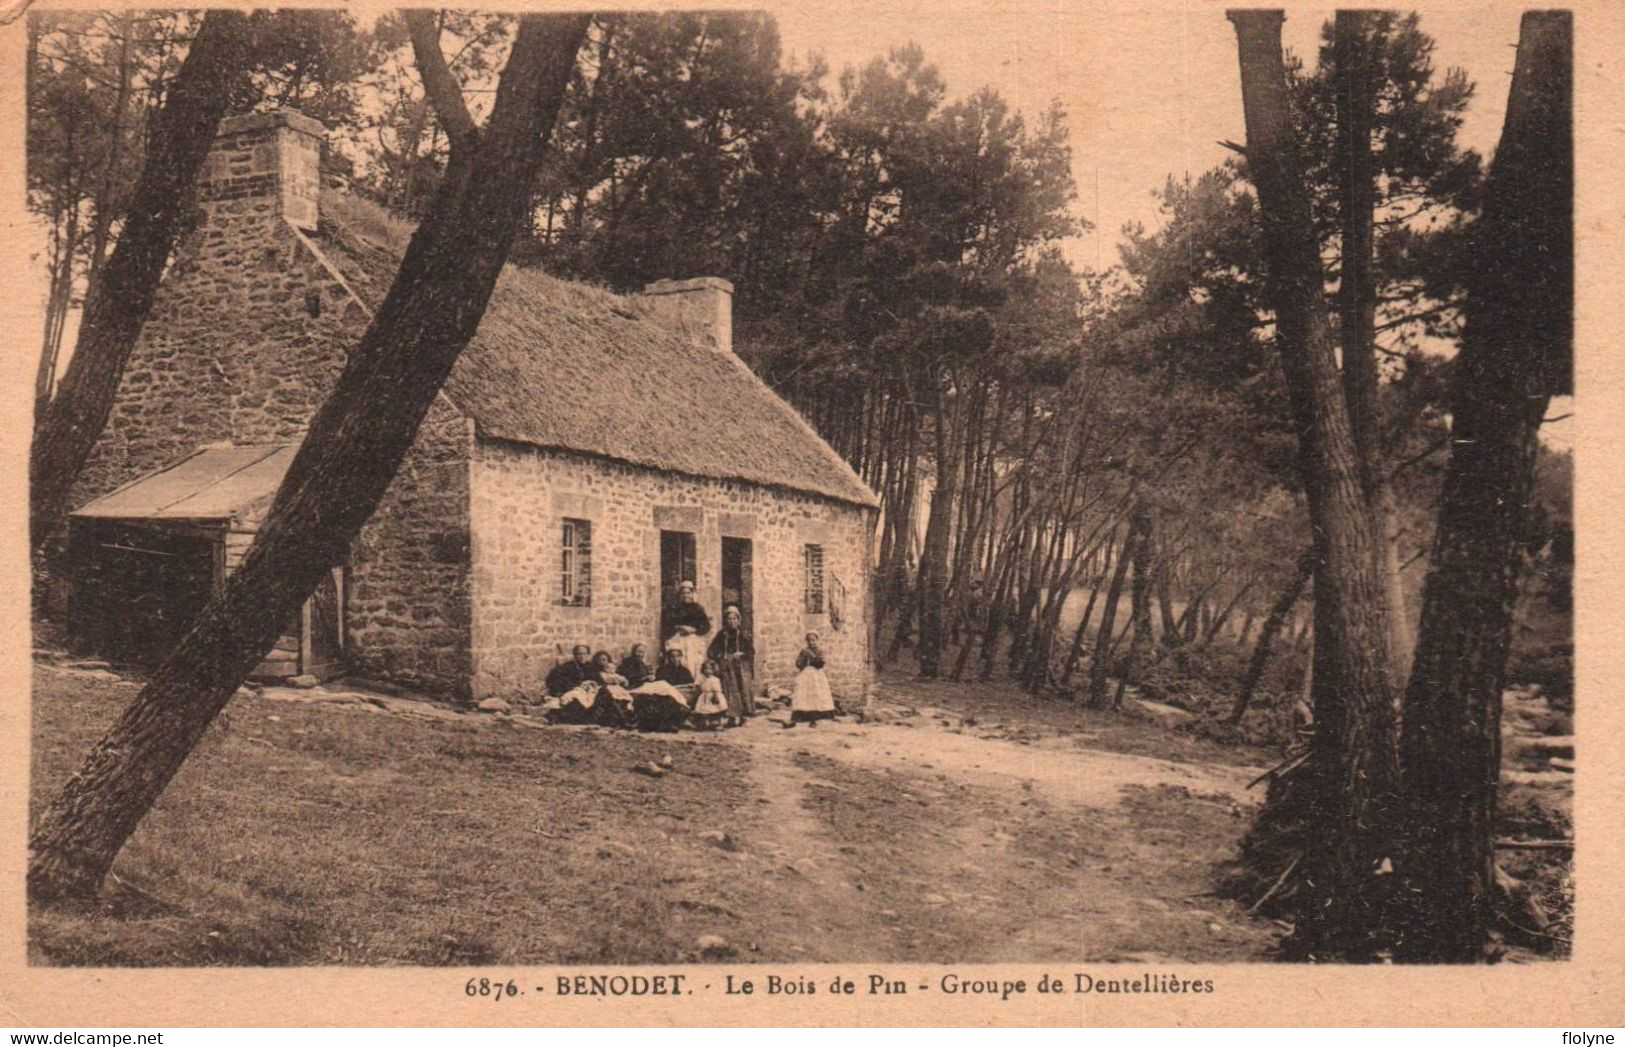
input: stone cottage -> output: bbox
[67,109,879,702]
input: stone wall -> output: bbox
[468,441,874,703]
[347,396,475,697]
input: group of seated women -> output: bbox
[540,642,714,732]
[543,643,699,696]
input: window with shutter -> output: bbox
[561,518,592,606]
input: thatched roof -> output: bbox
[313,194,877,509]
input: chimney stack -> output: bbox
[641,277,734,354]
[197,109,324,231]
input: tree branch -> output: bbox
[404,9,477,153]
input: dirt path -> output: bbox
[713,706,1279,962]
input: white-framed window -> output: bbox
[561,518,592,606]
[803,543,825,614]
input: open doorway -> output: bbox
[659,529,698,638]
[721,536,754,637]
[305,565,347,679]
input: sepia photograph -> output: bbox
[1,0,1609,1027]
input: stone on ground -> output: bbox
[695,934,735,958]
[1126,697,1196,729]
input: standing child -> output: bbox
[789,632,837,727]
[692,659,729,730]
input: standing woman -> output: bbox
[707,604,757,726]
[789,631,837,727]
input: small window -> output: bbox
[561,518,592,606]
[803,544,825,614]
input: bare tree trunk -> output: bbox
[916,487,953,678]
[1398,11,1570,963]
[30,11,255,560]
[1062,527,1116,689]
[1156,562,1182,648]
[1111,504,1156,709]
[37,197,81,419]
[86,11,138,290]
[1230,9,1402,959]
[27,15,591,901]
[1206,580,1255,644]
[1087,507,1140,707]
[1334,10,1415,689]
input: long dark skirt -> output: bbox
[718,658,757,719]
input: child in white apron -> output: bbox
[692,659,729,729]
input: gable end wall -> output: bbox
[72,188,474,696]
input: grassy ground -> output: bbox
[30,664,756,966]
[29,659,1284,966]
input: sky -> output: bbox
[775,2,1523,270]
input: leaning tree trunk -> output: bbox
[1111,504,1156,709]
[1062,527,1117,689]
[1087,506,1141,707]
[1229,551,1312,724]
[1397,10,1571,964]
[29,11,255,561]
[1230,9,1402,960]
[27,15,592,902]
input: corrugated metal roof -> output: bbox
[72,444,297,522]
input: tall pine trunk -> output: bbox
[1397,11,1571,963]
[1333,11,1415,687]
[27,15,591,901]
[1230,9,1401,959]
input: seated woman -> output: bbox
[594,650,629,687]
[545,644,598,697]
[655,647,695,686]
[616,643,654,689]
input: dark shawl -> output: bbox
[662,601,712,639]
[545,660,598,697]
[616,655,653,689]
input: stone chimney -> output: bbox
[196,109,324,231]
[641,277,734,354]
